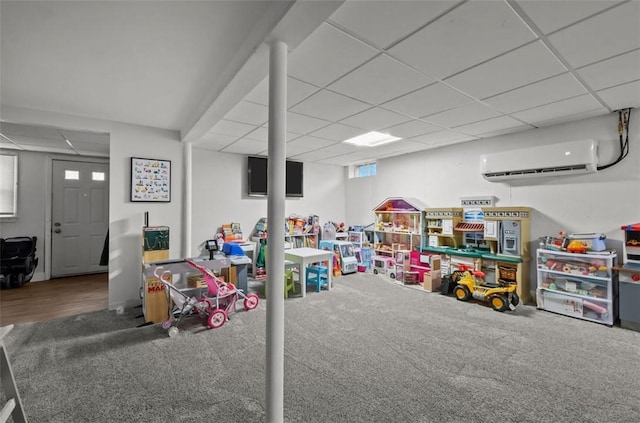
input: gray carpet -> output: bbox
[5,273,640,422]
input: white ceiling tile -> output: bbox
[388,1,535,79]
[328,0,456,49]
[445,41,567,99]
[289,149,340,162]
[577,50,640,91]
[243,127,299,143]
[321,142,361,154]
[197,132,237,145]
[328,54,434,105]
[288,23,378,87]
[453,116,525,136]
[70,140,110,155]
[7,143,70,155]
[423,102,502,128]
[244,77,269,105]
[286,112,331,134]
[243,127,269,142]
[287,78,322,108]
[390,140,429,154]
[483,73,588,114]
[244,76,320,107]
[366,140,430,158]
[339,107,411,131]
[7,135,68,150]
[597,80,640,111]
[317,154,362,166]
[287,135,337,150]
[290,90,371,122]
[547,1,640,68]
[223,100,269,126]
[221,138,268,155]
[309,123,365,142]
[287,135,335,157]
[512,94,607,125]
[382,83,473,118]
[515,0,620,34]
[432,137,475,147]
[382,119,442,139]
[193,137,235,151]
[409,130,476,145]
[209,119,256,137]
[63,131,109,145]
[475,125,532,139]
[529,110,607,128]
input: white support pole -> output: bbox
[266,39,287,423]
[182,142,193,258]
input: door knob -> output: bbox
[54,229,61,233]
[54,222,61,226]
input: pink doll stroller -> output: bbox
[155,259,259,337]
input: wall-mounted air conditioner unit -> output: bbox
[480,139,598,182]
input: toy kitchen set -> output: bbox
[422,197,532,304]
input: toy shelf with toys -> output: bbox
[536,248,618,326]
[371,197,426,259]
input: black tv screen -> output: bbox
[247,156,303,198]
[286,160,303,197]
[248,156,268,197]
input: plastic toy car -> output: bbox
[453,265,519,312]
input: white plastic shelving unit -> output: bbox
[536,248,618,326]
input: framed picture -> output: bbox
[130,157,171,202]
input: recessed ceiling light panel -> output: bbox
[343,131,401,147]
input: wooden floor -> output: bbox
[0,273,108,326]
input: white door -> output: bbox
[51,160,109,277]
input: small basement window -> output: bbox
[0,154,18,218]
[352,162,377,178]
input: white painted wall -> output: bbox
[190,148,346,256]
[5,105,637,309]
[2,106,184,309]
[0,150,48,282]
[346,112,640,258]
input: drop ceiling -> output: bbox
[1,1,639,166]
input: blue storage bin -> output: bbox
[222,242,245,256]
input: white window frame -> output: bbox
[352,161,377,178]
[0,153,18,218]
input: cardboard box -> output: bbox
[403,271,420,285]
[221,267,237,285]
[430,255,441,271]
[144,273,171,323]
[187,274,207,288]
[423,270,442,292]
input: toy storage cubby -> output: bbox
[250,216,319,249]
[536,248,618,326]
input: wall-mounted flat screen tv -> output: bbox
[247,156,303,198]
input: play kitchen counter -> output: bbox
[421,205,532,304]
[421,245,530,304]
